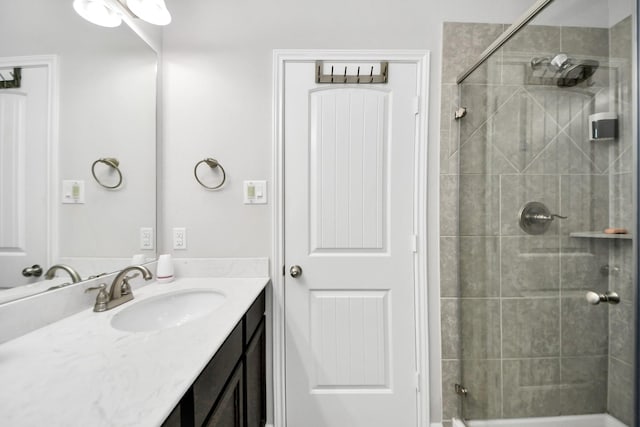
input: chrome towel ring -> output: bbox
[194,158,226,190]
[91,157,123,189]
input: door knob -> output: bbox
[22,264,43,277]
[289,265,303,278]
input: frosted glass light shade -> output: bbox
[126,0,172,25]
[73,0,122,27]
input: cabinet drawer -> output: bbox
[244,290,265,344]
[193,322,243,427]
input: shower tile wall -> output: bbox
[440,19,634,425]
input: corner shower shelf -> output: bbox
[569,231,633,240]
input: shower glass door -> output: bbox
[453,0,636,424]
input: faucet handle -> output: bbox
[85,283,109,312]
[120,273,140,296]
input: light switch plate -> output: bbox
[243,180,267,204]
[61,180,85,204]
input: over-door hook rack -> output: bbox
[315,61,388,84]
[0,67,21,89]
[194,158,226,190]
[91,157,123,189]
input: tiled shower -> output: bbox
[439,8,635,426]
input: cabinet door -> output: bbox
[205,364,244,427]
[245,320,265,427]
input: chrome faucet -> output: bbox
[45,264,82,290]
[90,265,153,312]
[45,264,82,283]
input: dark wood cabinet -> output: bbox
[244,321,265,427]
[162,290,265,427]
[205,364,244,427]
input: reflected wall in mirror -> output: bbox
[0,0,156,301]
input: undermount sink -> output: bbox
[111,289,226,332]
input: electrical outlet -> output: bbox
[173,227,187,250]
[140,227,154,250]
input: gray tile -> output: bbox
[610,172,633,230]
[459,85,520,144]
[560,236,609,294]
[526,85,598,129]
[560,356,608,415]
[561,26,609,57]
[441,175,459,236]
[441,298,461,359]
[503,358,563,418]
[461,359,502,419]
[442,22,505,84]
[440,237,460,298]
[561,296,608,356]
[610,302,634,364]
[500,175,559,236]
[559,174,609,236]
[608,357,634,425]
[564,96,611,173]
[501,236,560,297]
[441,84,455,135]
[610,16,632,61]
[460,298,501,359]
[459,237,500,297]
[489,90,561,172]
[501,51,533,86]
[504,25,561,54]
[440,130,460,175]
[459,175,500,236]
[503,298,560,357]
[609,133,633,175]
[459,124,518,175]
[442,360,462,421]
[609,241,633,304]
[524,133,598,174]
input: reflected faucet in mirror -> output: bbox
[45,264,82,284]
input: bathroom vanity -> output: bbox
[163,288,266,427]
[0,277,268,427]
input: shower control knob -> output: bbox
[586,290,620,305]
[289,265,303,278]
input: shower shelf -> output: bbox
[569,231,632,240]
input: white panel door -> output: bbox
[284,61,419,427]
[0,66,49,288]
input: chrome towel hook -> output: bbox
[194,158,226,190]
[91,158,123,189]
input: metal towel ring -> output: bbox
[91,158,123,189]
[194,158,226,190]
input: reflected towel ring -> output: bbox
[91,158,123,189]
[194,158,226,190]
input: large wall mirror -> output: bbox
[0,0,157,302]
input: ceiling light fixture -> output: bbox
[73,0,123,27]
[125,0,172,26]
[73,0,172,27]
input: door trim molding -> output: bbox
[0,55,59,268]
[271,49,431,427]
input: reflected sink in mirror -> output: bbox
[111,289,227,333]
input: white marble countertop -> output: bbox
[0,277,269,427]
